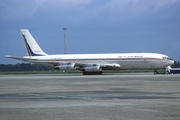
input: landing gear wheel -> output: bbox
[83,71,102,75]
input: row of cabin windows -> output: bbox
[43,58,144,61]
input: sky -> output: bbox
[0,0,180,64]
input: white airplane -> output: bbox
[5,29,174,75]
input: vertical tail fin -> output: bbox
[20,29,48,56]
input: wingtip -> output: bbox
[5,55,11,58]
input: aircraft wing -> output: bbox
[5,55,121,69]
[30,61,121,69]
[74,62,121,70]
[75,62,120,67]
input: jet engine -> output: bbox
[54,63,75,70]
[84,66,102,72]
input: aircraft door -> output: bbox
[143,57,147,63]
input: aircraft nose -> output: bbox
[170,60,175,65]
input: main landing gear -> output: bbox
[83,71,102,75]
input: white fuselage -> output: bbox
[25,53,174,70]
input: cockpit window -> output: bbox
[168,57,173,60]
[162,57,173,60]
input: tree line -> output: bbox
[0,63,54,72]
[0,61,180,72]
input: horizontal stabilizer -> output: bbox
[5,55,37,61]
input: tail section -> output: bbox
[20,29,48,56]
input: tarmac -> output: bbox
[0,73,180,120]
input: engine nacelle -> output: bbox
[84,66,102,72]
[54,63,75,70]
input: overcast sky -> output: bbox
[0,0,180,64]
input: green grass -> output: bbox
[0,71,80,75]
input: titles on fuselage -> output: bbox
[118,55,143,58]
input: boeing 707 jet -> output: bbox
[5,29,174,75]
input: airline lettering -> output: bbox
[118,55,143,58]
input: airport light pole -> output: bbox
[63,27,67,54]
